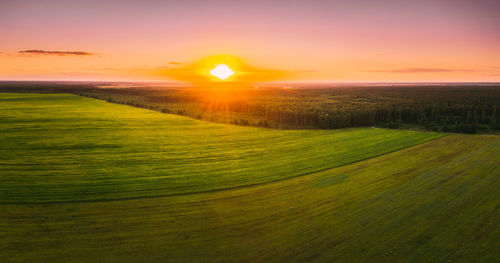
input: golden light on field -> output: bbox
[210,64,234,80]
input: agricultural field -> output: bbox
[1,93,499,262]
[0,93,443,203]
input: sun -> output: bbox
[210,64,234,80]
[162,55,285,88]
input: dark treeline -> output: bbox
[1,81,500,134]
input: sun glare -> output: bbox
[210,64,234,80]
[162,55,285,88]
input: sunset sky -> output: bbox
[1,0,500,82]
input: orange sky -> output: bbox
[1,0,500,83]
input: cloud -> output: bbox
[366,68,473,73]
[18,50,95,56]
[88,67,120,71]
[169,61,182,65]
[294,70,316,73]
[0,51,15,57]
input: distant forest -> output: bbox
[2,82,500,134]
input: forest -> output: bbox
[2,81,500,134]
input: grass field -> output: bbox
[0,93,499,262]
[0,93,443,203]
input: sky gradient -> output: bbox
[1,0,500,82]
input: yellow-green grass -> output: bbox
[1,93,499,262]
[0,93,442,203]
[1,135,498,262]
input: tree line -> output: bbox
[2,82,500,134]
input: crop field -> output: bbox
[0,93,443,203]
[1,93,499,262]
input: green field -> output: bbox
[0,93,499,262]
[0,93,443,203]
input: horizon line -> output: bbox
[1,79,500,84]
